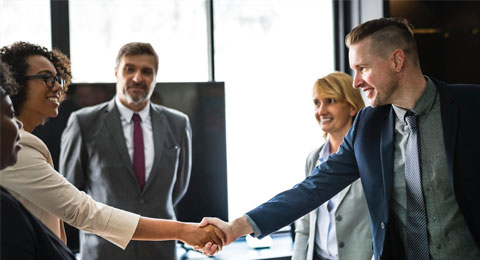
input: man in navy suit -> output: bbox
[200,17,480,260]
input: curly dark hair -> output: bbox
[0,60,19,95]
[0,42,72,115]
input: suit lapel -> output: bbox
[307,146,320,260]
[309,146,323,175]
[143,104,167,191]
[103,100,137,180]
[334,132,351,206]
[315,143,351,211]
[380,107,395,217]
[336,185,352,209]
[437,81,458,184]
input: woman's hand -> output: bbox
[180,223,225,255]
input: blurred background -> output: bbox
[1,0,479,258]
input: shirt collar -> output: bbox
[115,97,151,123]
[392,76,437,123]
[318,137,331,164]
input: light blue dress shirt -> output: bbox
[314,138,340,260]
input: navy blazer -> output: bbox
[247,78,480,259]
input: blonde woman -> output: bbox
[292,72,372,260]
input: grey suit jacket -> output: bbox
[59,99,192,260]
[292,145,372,260]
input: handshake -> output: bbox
[180,216,253,256]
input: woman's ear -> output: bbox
[349,105,357,117]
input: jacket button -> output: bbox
[338,242,345,248]
[381,222,385,229]
[336,215,342,221]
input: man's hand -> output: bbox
[180,223,225,254]
[196,216,254,255]
[199,217,237,245]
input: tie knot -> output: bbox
[132,113,141,123]
[405,111,417,129]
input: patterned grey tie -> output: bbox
[405,111,430,260]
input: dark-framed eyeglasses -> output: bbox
[24,74,65,90]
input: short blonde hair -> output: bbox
[313,72,365,138]
[314,71,365,112]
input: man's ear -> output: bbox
[391,49,405,72]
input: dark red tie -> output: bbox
[132,113,145,190]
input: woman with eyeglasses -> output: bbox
[1,61,77,260]
[0,42,223,253]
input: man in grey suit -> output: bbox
[60,42,192,260]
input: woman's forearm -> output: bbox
[132,217,187,241]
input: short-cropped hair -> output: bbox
[346,17,419,66]
[115,42,159,73]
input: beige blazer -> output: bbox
[292,146,373,260]
[0,129,140,249]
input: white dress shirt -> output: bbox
[115,97,154,181]
[315,138,341,260]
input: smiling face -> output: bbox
[19,55,63,125]
[313,90,356,138]
[1,94,22,169]
[115,54,157,111]
[349,38,399,107]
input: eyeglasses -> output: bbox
[24,74,65,90]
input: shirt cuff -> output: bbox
[244,214,262,238]
[101,209,141,249]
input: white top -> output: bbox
[315,138,340,260]
[0,129,140,249]
[115,97,154,181]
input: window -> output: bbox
[215,0,334,219]
[0,0,51,48]
[69,0,208,83]
[2,0,336,223]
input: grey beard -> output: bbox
[124,91,147,105]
